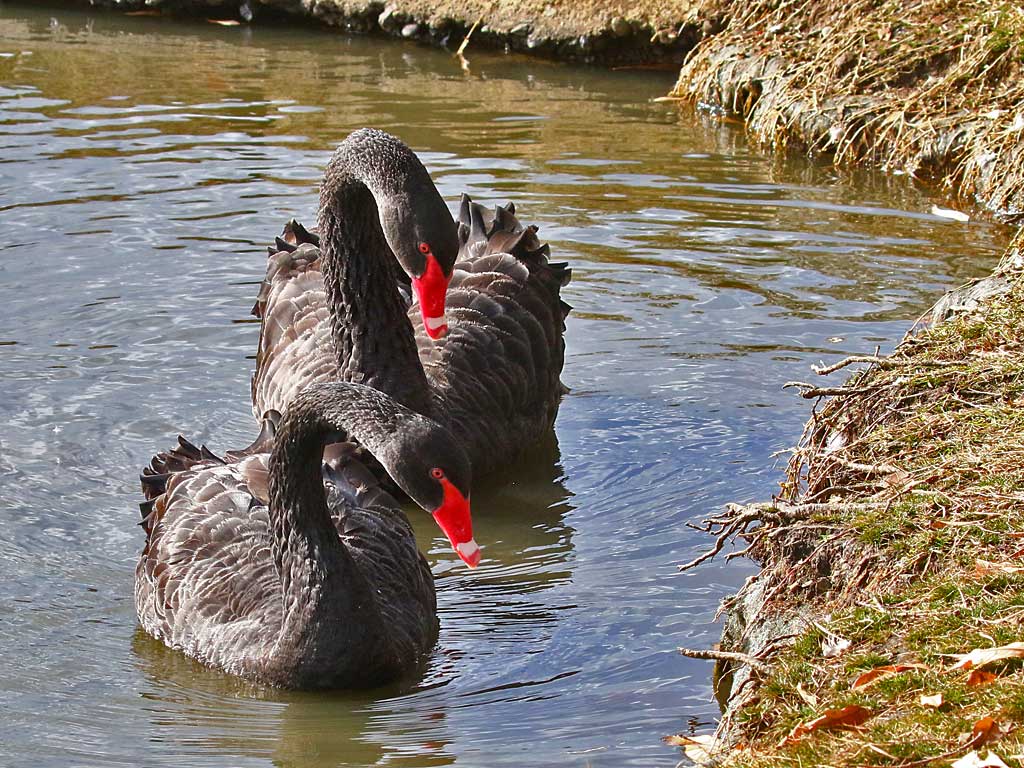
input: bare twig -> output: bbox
[783,381,880,398]
[825,455,900,475]
[812,355,960,375]
[455,16,482,57]
[678,500,886,571]
[678,646,770,672]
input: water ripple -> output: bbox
[0,5,1008,768]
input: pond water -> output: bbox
[0,4,1009,767]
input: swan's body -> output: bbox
[136,383,474,688]
[251,131,570,477]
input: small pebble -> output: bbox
[401,23,419,38]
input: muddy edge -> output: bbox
[59,0,726,65]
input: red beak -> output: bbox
[431,477,480,568]
[411,252,450,340]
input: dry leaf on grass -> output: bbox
[852,663,929,690]
[967,716,1002,747]
[950,642,1024,670]
[952,750,1009,768]
[663,734,718,766]
[967,669,998,686]
[975,559,1024,576]
[920,693,943,708]
[778,705,872,746]
[796,682,819,707]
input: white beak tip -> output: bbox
[455,538,481,568]
[424,314,448,332]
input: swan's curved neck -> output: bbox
[266,385,404,677]
[318,147,434,417]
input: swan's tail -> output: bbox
[251,219,321,320]
[141,436,222,501]
[456,194,572,322]
[137,415,277,536]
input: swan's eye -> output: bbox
[418,242,431,255]
[430,467,444,480]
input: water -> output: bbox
[0,5,1009,767]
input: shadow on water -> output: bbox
[0,3,1013,767]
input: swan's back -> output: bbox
[137,451,282,675]
[136,437,437,687]
[418,197,571,475]
[251,222,336,421]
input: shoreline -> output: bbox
[45,0,711,65]
[670,1,1024,764]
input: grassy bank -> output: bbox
[671,1,1024,764]
[680,238,1024,765]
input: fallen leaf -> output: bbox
[852,663,928,690]
[967,669,998,686]
[778,705,872,746]
[952,750,1009,768]
[975,559,1024,576]
[950,642,1024,670]
[821,635,851,658]
[663,734,717,766]
[968,716,1002,747]
[920,692,943,708]
[796,682,818,707]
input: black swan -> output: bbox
[251,129,571,477]
[135,382,478,689]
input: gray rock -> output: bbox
[610,16,631,37]
[401,22,419,38]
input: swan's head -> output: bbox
[387,419,479,569]
[380,193,460,341]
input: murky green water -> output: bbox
[0,5,1009,767]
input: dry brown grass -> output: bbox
[673,0,1024,219]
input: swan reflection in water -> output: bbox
[131,431,576,767]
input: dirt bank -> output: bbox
[670,1,1024,764]
[48,0,710,64]
[671,0,1024,222]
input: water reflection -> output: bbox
[0,3,1010,767]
